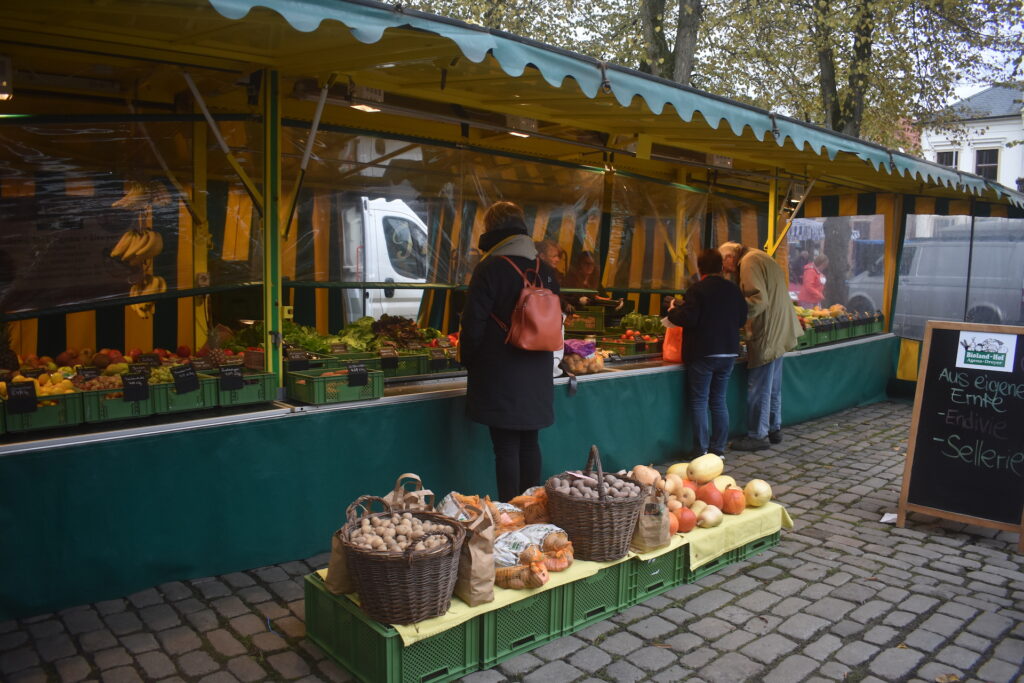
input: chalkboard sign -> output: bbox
[6,382,38,414]
[346,363,368,387]
[190,356,215,371]
[219,365,244,391]
[286,350,310,371]
[133,353,162,367]
[78,367,100,380]
[330,343,349,354]
[898,321,1024,553]
[170,364,199,395]
[378,347,399,370]
[122,373,150,402]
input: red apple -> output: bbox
[176,345,191,358]
[129,348,143,358]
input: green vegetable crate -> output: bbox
[82,389,154,423]
[3,392,84,433]
[561,559,632,635]
[357,353,428,378]
[286,367,384,405]
[210,371,279,407]
[632,546,687,601]
[598,336,661,356]
[304,574,481,683]
[151,376,219,414]
[564,307,604,333]
[481,586,563,668]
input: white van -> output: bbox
[847,234,1024,339]
[338,197,429,323]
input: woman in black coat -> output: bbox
[459,202,561,501]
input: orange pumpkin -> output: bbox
[680,479,699,494]
[696,481,724,508]
[668,511,680,534]
[675,507,697,533]
[721,486,747,515]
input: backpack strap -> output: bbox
[489,255,544,331]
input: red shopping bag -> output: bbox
[662,327,683,363]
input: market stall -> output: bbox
[0,0,1021,624]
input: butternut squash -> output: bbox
[687,453,724,484]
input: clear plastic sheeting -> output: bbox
[0,121,265,313]
[280,125,604,326]
[788,214,885,311]
[606,176,706,291]
[892,214,1024,340]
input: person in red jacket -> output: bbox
[798,254,828,308]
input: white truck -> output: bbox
[339,197,430,324]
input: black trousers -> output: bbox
[488,426,542,502]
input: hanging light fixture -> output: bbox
[0,56,12,101]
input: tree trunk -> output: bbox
[813,0,841,130]
[640,0,671,79]
[838,0,875,137]
[673,0,703,86]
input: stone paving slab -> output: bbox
[1,401,1022,682]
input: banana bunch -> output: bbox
[128,275,167,319]
[112,180,171,210]
[110,229,163,262]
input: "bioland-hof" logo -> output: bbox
[956,332,1017,373]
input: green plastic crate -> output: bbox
[151,376,219,414]
[562,561,632,635]
[358,354,428,378]
[796,327,814,349]
[304,573,480,683]
[870,314,885,333]
[812,321,835,345]
[734,531,780,561]
[481,587,563,668]
[598,336,660,356]
[684,549,736,583]
[286,367,384,405]
[3,392,84,433]
[206,370,278,407]
[82,388,154,423]
[632,546,686,602]
[833,319,852,341]
[565,307,605,333]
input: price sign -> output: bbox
[330,343,350,354]
[189,356,215,371]
[6,382,38,414]
[427,348,448,371]
[122,373,150,402]
[129,363,151,377]
[134,353,162,367]
[438,339,452,348]
[608,353,622,362]
[346,362,368,387]
[287,350,310,371]
[78,367,100,380]
[219,365,245,391]
[21,368,46,378]
[406,341,423,351]
[378,347,399,370]
[170,364,200,394]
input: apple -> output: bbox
[177,345,191,358]
[743,479,773,507]
[129,348,143,358]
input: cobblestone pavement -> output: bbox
[2,399,1023,683]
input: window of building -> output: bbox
[936,150,958,168]
[975,148,998,180]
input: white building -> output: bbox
[920,85,1024,192]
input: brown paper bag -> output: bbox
[454,505,496,606]
[324,528,355,595]
[382,473,435,512]
[630,487,671,553]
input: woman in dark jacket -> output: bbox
[459,202,561,501]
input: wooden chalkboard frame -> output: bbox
[898,320,1024,553]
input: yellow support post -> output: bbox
[263,69,283,381]
[766,174,778,256]
[192,121,209,353]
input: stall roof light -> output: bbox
[0,56,11,101]
[350,104,381,113]
[508,131,530,138]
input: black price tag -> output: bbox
[122,373,149,402]
[406,341,423,351]
[219,365,245,391]
[134,353,162,367]
[427,348,448,371]
[171,364,200,394]
[346,362,368,387]
[129,363,151,377]
[190,356,215,371]
[330,343,349,354]
[608,353,622,362]
[378,348,399,370]
[287,350,310,371]
[78,367,100,380]
[22,368,46,378]
[437,339,452,348]
[6,382,38,414]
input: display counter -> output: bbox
[0,335,897,619]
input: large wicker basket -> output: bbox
[340,496,465,625]
[545,445,647,561]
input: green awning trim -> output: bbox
[209,0,1024,208]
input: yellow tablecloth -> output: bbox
[316,501,793,645]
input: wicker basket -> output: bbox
[545,446,647,562]
[340,496,465,625]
